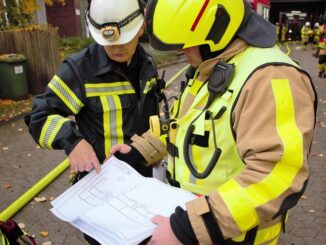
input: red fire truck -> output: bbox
[247,0,271,20]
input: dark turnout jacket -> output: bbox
[25,43,161,176]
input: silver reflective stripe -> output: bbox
[85,82,135,97]
[86,85,134,94]
[189,147,197,184]
[48,76,84,114]
[39,115,70,148]
[107,95,118,146]
[101,95,124,156]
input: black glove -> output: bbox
[170,206,198,245]
[114,145,152,177]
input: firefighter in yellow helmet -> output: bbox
[318,21,326,77]
[281,23,287,42]
[275,22,280,42]
[111,0,317,244]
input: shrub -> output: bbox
[59,37,94,60]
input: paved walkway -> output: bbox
[0,43,325,244]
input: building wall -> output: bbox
[79,0,89,37]
[46,0,81,37]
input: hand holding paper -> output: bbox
[51,157,196,245]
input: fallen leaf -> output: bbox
[34,197,47,203]
[3,183,13,189]
[2,147,9,150]
[17,128,23,131]
[301,195,307,200]
[318,154,324,157]
[18,223,25,229]
[311,152,319,157]
[35,145,41,149]
[39,231,49,237]
[308,209,315,213]
[42,242,52,245]
[48,196,55,201]
[321,122,326,128]
[27,153,32,157]
[13,165,22,169]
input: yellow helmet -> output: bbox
[146,0,249,52]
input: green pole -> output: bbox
[0,158,70,222]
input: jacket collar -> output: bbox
[197,38,248,82]
[91,43,140,77]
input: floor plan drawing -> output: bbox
[51,157,196,245]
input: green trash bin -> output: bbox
[0,54,28,100]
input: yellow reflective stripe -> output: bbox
[113,95,124,146]
[39,115,70,148]
[1,232,9,245]
[86,82,131,88]
[219,79,303,233]
[254,222,282,244]
[246,79,303,206]
[232,233,246,242]
[189,79,204,96]
[85,82,135,97]
[100,95,124,156]
[48,75,84,114]
[218,179,259,232]
[231,221,281,243]
[144,78,157,94]
[101,96,111,156]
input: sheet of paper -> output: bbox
[51,157,196,245]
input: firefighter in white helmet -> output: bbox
[25,0,165,244]
[301,21,313,50]
[111,0,317,244]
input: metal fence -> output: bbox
[0,27,61,94]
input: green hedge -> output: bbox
[59,37,94,59]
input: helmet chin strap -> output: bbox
[199,44,221,61]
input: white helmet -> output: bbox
[305,21,311,27]
[314,22,320,28]
[86,0,144,46]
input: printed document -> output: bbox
[50,156,196,245]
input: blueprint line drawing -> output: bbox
[51,157,196,245]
